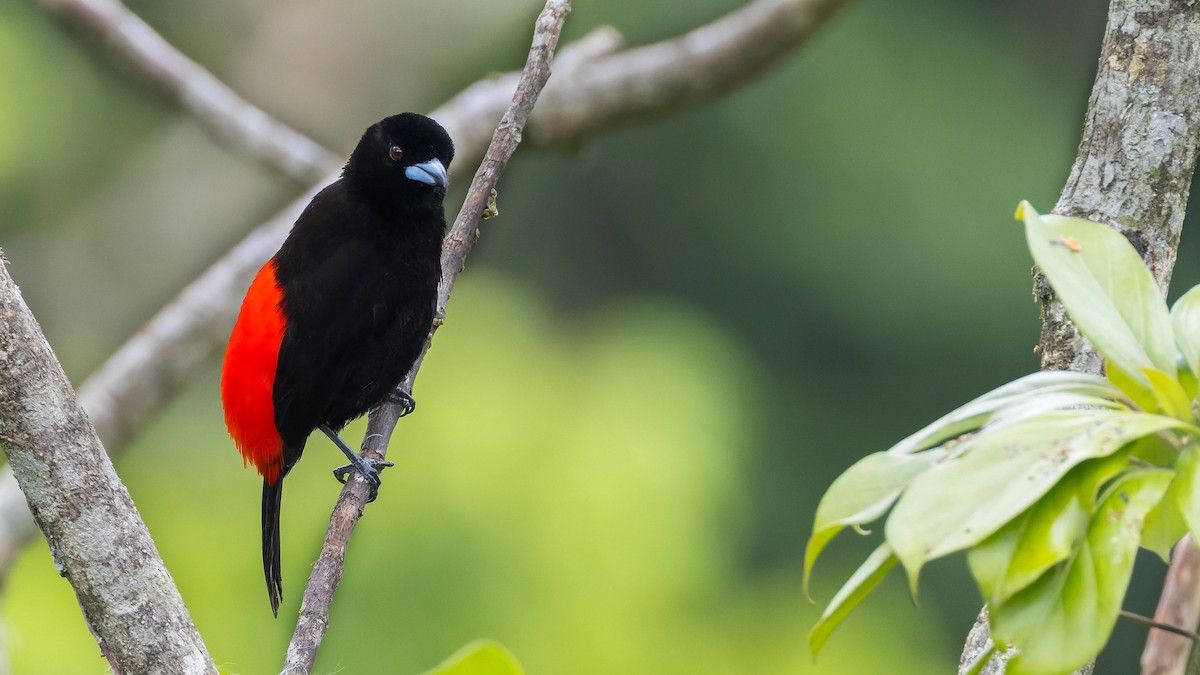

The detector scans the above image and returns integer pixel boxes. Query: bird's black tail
[262,478,284,617]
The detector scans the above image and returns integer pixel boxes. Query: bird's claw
[332,456,395,503]
[387,389,417,417]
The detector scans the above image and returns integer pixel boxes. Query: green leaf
[1179,357,1199,402]
[889,371,1126,456]
[1145,367,1194,422]
[1172,285,1200,380]
[991,469,1172,675]
[1019,201,1174,383]
[1174,444,1200,545]
[804,451,941,594]
[967,451,1129,603]
[886,410,1187,592]
[1142,473,1186,562]
[809,543,898,655]
[985,390,1129,430]
[805,371,1132,594]
[420,640,525,675]
[1107,361,1158,412]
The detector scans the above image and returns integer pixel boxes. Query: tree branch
[280,3,569,671]
[960,0,1200,672]
[35,0,341,183]
[1142,538,1200,675]
[0,255,216,674]
[0,0,852,580]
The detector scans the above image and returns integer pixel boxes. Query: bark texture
[0,256,215,674]
[1039,0,1200,373]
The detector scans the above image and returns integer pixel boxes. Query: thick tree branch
[36,0,341,183]
[960,0,1200,672]
[0,256,215,674]
[280,3,569,671]
[1142,538,1200,674]
[0,0,852,579]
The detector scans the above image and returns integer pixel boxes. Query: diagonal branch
[0,256,216,674]
[35,0,341,183]
[0,0,853,580]
[280,3,570,671]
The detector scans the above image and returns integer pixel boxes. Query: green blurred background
[2,0,1195,672]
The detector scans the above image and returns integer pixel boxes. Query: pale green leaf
[421,640,524,675]
[889,371,1126,457]
[991,469,1172,675]
[1107,361,1158,413]
[1179,356,1199,401]
[1174,445,1200,545]
[806,373,1132,593]
[968,450,1128,604]
[887,410,1187,592]
[804,451,940,594]
[1172,286,1200,380]
[1020,201,1174,382]
[1128,431,1181,467]
[809,543,897,655]
[984,390,1129,431]
[1145,367,1193,422]
[1143,475,1187,562]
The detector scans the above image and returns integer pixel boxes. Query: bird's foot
[387,389,417,417]
[319,423,394,502]
[332,455,395,502]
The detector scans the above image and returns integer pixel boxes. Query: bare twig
[960,0,1200,673]
[0,255,216,674]
[280,2,570,672]
[1122,608,1200,644]
[0,0,852,580]
[35,0,341,183]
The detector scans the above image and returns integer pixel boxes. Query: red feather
[222,260,286,485]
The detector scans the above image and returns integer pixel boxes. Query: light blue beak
[405,158,448,188]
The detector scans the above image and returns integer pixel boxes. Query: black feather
[256,113,453,614]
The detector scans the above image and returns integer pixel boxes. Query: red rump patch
[222,260,286,485]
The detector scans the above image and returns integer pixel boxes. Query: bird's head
[343,113,455,214]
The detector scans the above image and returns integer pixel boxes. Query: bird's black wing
[270,181,438,452]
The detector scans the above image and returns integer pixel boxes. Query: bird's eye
[388,145,403,162]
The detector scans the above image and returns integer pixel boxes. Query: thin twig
[280,2,570,672]
[1122,609,1200,644]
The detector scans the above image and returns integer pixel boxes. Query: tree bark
[0,256,215,674]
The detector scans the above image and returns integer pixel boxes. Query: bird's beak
[404,158,448,188]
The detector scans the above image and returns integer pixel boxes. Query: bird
[220,113,454,616]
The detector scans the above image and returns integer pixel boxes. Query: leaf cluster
[805,202,1200,674]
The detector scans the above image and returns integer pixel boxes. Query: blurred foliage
[1,0,1192,672]
[422,640,525,675]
